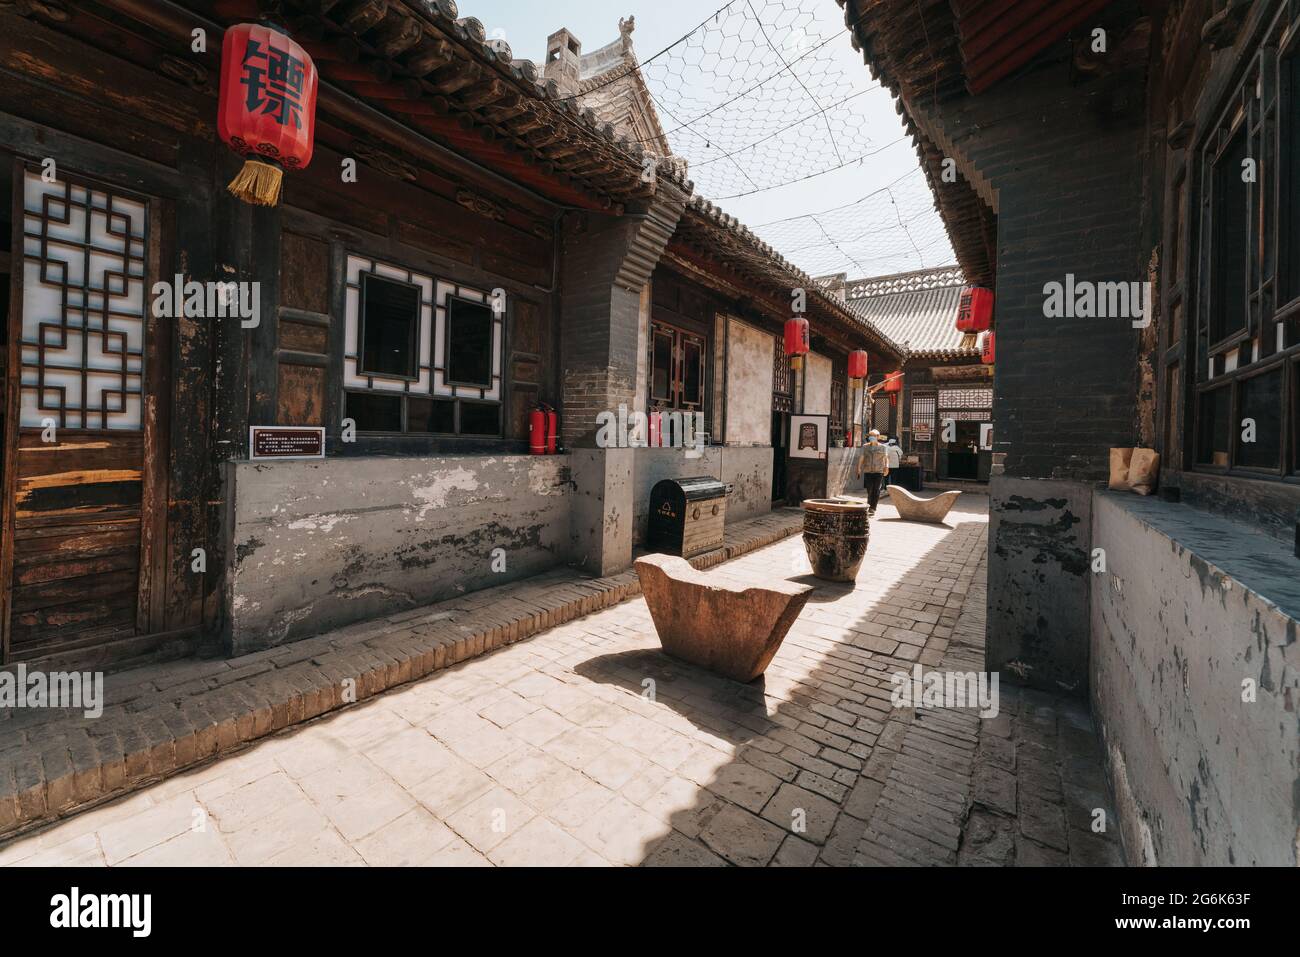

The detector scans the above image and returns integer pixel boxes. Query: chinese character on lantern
[240,38,309,128]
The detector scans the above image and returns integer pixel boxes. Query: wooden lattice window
[19,169,147,430]
[910,392,936,442]
[830,374,845,438]
[772,340,793,413]
[938,387,993,409]
[872,395,892,433]
[649,319,705,414]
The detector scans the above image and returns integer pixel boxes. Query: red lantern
[982,331,996,365]
[218,23,318,206]
[847,349,868,383]
[956,286,994,333]
[882,372,902,408]
[784,317,809,370]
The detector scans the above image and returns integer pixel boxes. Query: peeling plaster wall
[804,352,832,415]
[719,446,774,523]
[227,454,572,654]
[725,319,773,446]
[987,475,1092,696]
[1090,492,1300,866]
[827,447,861,498]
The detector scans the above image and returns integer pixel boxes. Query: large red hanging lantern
[784,317,809,370]
[218,23,318,206]
[982,330,996,365]
[956,286,994,333]
[847,349,868,383]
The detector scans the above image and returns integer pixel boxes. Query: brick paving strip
[0,510,804,842]
[852,556,1125,866]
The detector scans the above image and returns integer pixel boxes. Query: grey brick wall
[917,57,1155,695]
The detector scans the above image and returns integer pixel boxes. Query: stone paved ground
[0,495,1123,866]
[0,510,801,839]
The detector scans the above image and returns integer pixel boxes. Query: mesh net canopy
[604,0,955,278]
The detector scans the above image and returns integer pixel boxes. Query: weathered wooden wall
[0,4,565,664]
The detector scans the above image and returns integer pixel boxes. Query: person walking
[856,429,889,513]
[884,437,902,487]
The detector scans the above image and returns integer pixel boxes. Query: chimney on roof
[545,28,582,97]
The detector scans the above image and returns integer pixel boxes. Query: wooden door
[0,162,166,666]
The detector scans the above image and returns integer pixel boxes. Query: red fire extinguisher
[529,403,559,454]
[529,405,547,455]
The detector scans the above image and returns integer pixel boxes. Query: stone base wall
[987,475,1093,696]
[1090,492,1300,866]
[827,447,860,498]
[227,454,572,654]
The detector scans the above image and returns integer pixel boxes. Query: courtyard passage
[0,495,1121,866]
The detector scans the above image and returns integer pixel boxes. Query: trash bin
[647,476,729,558]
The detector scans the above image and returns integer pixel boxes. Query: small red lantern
[956,286,994,333]
[784,317,809,370]
[847,349,868,383]
[218,23,318,206]
[982,330,996,365]
[882,372,902,408]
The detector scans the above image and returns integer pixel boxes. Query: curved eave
[268,0,695,211]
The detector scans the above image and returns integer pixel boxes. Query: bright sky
[469,0,955,280]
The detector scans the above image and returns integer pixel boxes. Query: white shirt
[886,444,902,468]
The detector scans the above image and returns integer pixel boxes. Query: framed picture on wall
[789,414,830,460]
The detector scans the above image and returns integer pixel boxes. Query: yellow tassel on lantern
[226,158,283,206]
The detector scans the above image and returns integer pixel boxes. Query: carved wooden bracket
[455,187,505,221]
[350,141,419,182]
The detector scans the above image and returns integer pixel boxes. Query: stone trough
[634,554,812,682]
[886,486,961,523]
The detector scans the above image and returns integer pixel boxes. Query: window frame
[442,292,497,390]
[357,271,421,383]
[647,318,707,416]
[1182,4,1300,484]
[343,252,505,439]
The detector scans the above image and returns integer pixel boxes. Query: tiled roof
[843,267,976,358]
[674,198,905,361]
